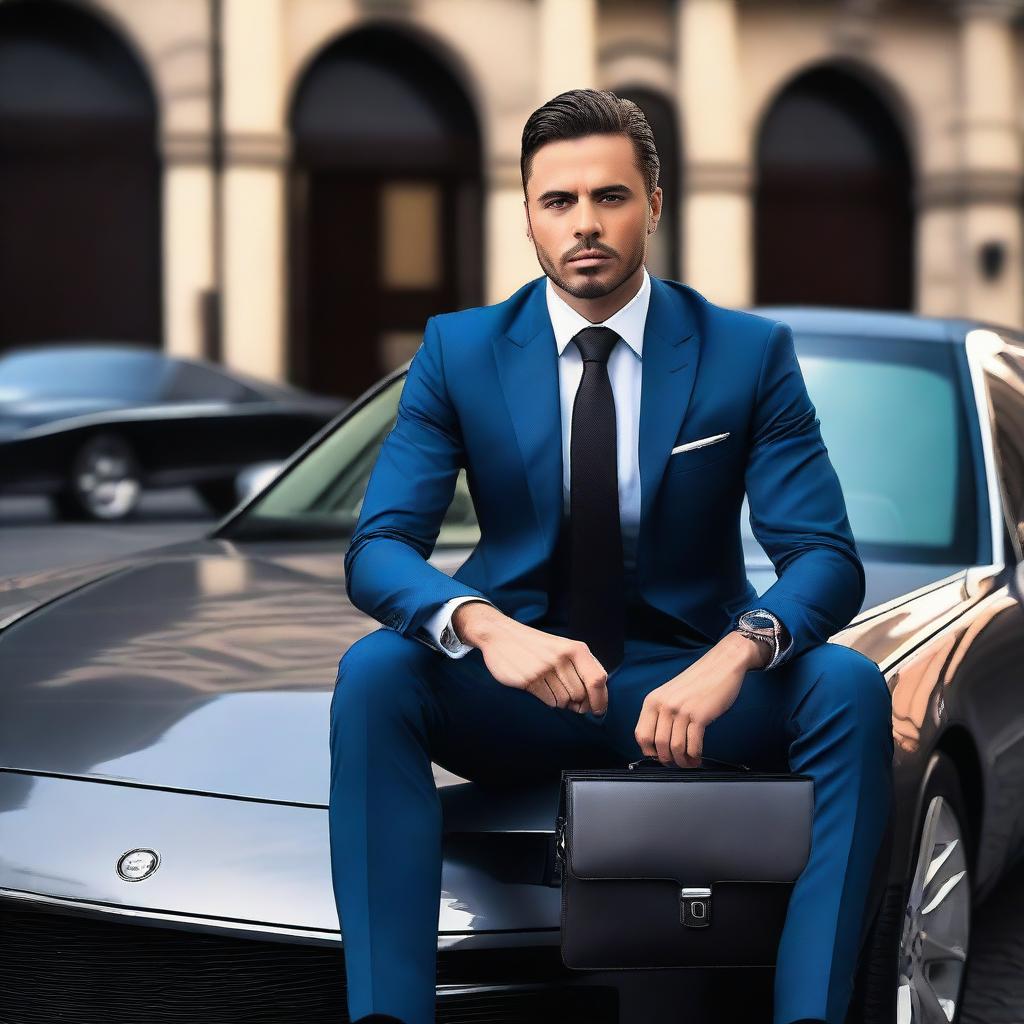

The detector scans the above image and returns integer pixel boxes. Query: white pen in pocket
[670,432,730,455]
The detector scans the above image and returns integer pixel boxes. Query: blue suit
[331,274,894,1024]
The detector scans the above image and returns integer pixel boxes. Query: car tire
[195,479,240,517]
[848,751,972,1024]
[54,433,143,522]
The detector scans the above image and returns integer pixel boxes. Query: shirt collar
[545,265,650,360]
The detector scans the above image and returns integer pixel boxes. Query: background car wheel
[54,433,142,522]
[849,751,972,1024]
[195,479,240,517]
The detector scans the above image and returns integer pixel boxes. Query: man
[330,89,894,1024]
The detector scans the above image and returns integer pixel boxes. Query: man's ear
[524,199,533,241]
[648,186,663,233]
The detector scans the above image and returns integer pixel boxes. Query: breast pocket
[666,431,737,476]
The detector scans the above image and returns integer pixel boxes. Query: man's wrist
[452,600,505,647]
[722,628,772,671]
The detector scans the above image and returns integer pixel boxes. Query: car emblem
[116,848,161,882]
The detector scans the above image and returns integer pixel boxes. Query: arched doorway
[615,86,681,282]
[287,26,483,399]
[754,64,913,309]
[0,0,161,352]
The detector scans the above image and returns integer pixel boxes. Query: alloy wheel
[73,436,141,520]
[897,794,970,1023]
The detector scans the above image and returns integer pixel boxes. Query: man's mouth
[569,251,613,264]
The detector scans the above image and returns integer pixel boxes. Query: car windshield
[225,334,979,566]
[0,348,167,402]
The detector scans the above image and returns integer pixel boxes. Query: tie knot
[571,325,619,364]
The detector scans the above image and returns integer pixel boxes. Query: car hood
[0,540,375,805]
[0,539,572,832]
[0,536,980,812]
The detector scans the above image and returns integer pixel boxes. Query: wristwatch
[735,608,784,669]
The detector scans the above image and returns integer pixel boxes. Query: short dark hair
[520,88,660,200]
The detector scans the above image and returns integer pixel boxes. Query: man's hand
[453,602,608,714]
[634,631,766,768]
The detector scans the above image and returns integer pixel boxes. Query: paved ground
[1,492,1021,1021]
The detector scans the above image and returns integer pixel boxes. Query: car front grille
[0,902,618,1023]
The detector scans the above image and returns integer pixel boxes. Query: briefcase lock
[680,887,712,928]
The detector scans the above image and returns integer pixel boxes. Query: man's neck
[549,265,646,323]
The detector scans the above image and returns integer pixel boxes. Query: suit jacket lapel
[493,277,563,562]
[638,275,700,528]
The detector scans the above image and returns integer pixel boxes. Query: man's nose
[574,203,603,239]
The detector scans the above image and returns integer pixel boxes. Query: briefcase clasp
[680,886,712,928]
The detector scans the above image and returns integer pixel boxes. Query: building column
[484,0,599,302]
[485,155,539,304]
[221,0,288,382]
[161,134,215,360]
[676,0,752,307]
[538,0,597,101]
[944,0,1024,326]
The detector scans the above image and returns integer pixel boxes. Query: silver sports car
[2,308,1024,1024]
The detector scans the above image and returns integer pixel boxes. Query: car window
[227,375,478,545]
[0,347,167,402]
[162,360,256,403]
[228,334,978,567]
[744,333,978,566]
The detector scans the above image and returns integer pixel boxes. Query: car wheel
[55,433,142,522]
[850,751,972,1024]
[195,479,240,517]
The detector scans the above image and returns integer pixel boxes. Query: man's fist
[455,605,608,714]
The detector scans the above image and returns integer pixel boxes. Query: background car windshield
[751,332,978,566]
[0,348,166,402]
[232,334,977,565]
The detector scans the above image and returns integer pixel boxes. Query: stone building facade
[1,0,1023,398]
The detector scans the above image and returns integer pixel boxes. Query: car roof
[0,342,168,361]
[744,305,978,344]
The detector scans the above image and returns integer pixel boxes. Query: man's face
[523,132,662,300]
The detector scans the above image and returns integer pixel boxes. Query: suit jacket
[343,273,865,665]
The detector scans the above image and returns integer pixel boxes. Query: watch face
[741,611,777,632]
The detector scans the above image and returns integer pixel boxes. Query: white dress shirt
[419,267,791,667]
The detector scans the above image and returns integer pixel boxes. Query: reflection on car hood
[0,539,379,806]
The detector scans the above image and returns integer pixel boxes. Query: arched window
[0,0,161,351]
[287,26,483,398]
[755,64,913,310]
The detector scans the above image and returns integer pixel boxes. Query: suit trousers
[328,622,895,1024]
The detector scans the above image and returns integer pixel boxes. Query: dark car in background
[2,309,1024,1023]
[0,344,348,520]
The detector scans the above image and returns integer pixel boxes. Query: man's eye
[546,195,623,209]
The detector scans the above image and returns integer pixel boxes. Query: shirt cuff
[421,596,495,658]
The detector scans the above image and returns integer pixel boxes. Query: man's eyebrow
[536,184,634,203]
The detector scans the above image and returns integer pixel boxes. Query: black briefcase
[554,754,813,969]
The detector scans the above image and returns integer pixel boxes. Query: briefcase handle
[627,753,751,772]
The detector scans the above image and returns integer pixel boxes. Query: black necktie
[567,325,625,673]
